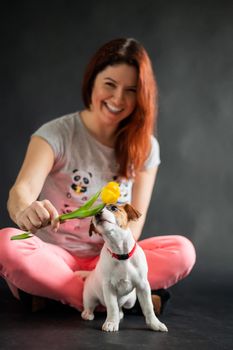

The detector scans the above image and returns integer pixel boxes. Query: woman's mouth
[104,102,124,114]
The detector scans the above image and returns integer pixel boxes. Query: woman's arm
[129,166,158,241]
[7,136,59,233]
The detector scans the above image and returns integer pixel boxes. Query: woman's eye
[105,82,115,88]
[127,88,137,93]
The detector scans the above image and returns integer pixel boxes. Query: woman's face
[90,63,138,127]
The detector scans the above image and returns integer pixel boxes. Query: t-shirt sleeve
[143,135,161,170]
[32,116,71,162]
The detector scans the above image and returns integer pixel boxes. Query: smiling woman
[0,38,195,314]
[81,38,157,178]
[80,64,138,147]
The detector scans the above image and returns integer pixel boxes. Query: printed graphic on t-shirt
[60,169,93,215]
[70,169,93,200]
[113,175,131,204]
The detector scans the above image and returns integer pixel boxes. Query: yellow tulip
[100,181,120,204]
[11,181,121,240]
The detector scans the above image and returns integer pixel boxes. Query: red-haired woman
[0,38,196,314]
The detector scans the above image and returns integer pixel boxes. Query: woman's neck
[80,109,117,148]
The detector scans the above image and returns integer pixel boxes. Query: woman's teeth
[105,103,123,114]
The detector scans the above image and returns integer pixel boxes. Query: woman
[0,38,196,313]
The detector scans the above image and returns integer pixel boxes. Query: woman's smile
[90,63,138,127]
[103,101,124,114]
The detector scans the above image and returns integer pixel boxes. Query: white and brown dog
[81,203,168,332]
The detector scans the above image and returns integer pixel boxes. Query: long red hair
[82,38,158,178]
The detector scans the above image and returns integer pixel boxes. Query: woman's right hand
[15,199,60,234]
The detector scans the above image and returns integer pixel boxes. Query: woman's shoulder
[143,134,161,169]
[32,111,82,158]
[150,134,160,151]
[42,111,80,128]
[33,111,82,136]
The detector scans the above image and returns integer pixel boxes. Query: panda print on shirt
[70,169,92,199]
[61,169,93,215]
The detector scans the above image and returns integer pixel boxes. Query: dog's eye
[107,205,118,212]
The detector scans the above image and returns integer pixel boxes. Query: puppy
[81,203,168,332]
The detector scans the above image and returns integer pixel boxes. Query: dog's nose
[95,211,103,220]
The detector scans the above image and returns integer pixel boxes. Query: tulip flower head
[100,181,121,204]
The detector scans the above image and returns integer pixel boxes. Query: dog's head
[89,203,141,237]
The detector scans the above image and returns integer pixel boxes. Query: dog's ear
[124,203,142,221]
[89,221,96,237]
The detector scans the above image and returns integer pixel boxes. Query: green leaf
[80,190,101,210]
[59,203,105,221]
[10,232,33,240]
[74,203,105,218]
[58,190,101,221]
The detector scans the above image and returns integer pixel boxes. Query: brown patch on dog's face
[113,206,129,229]
[89,220,102,236]
[106,204,141,229]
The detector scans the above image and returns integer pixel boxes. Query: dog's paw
[119,309,124,320]
[81,310,95,321]
[102,320,119,332]
[148,320,168,332]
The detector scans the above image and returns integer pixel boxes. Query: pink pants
[0,228,196,311]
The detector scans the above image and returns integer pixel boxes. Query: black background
[1,0,233,291]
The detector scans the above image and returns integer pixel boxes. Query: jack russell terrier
[81,203,168,332]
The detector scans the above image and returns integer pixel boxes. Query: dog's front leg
[136,281,168,332]
[102,283,120,332]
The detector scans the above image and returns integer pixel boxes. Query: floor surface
[1,277,232,350]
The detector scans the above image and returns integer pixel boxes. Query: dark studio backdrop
[1,0,233,293]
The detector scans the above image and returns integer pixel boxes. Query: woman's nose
[112,89,124,104]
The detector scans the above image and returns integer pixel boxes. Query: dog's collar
[107,242,137,260]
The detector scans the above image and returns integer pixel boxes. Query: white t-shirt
[33,111,161,257]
